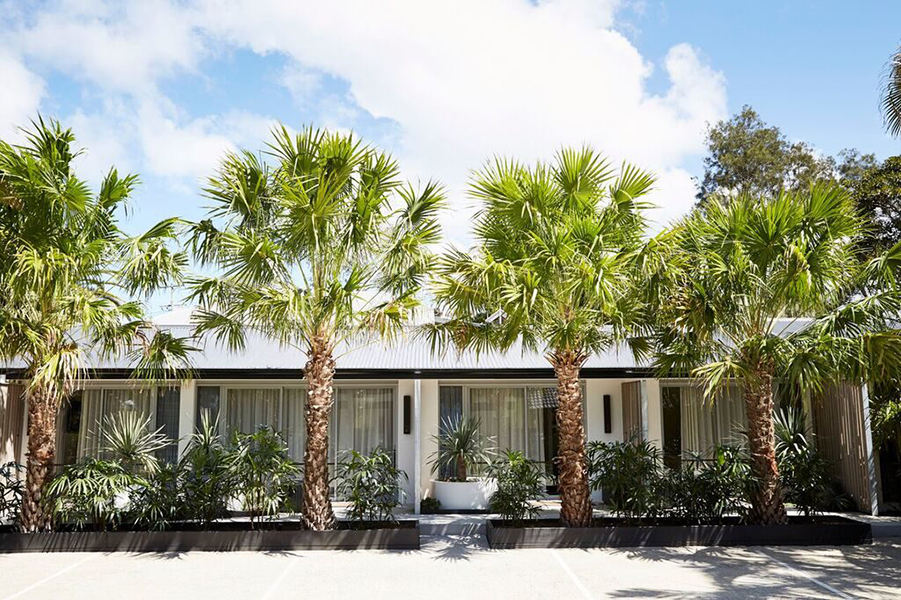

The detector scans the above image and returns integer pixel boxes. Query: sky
[1,0,899,311]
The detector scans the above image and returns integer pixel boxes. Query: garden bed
[485,516,872,549]
[0,520,420,553]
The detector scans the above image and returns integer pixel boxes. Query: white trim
[413,379,422,515]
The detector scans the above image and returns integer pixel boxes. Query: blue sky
[1,0,899,313]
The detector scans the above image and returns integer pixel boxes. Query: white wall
[395,379,416,507]
[418,379,440,503]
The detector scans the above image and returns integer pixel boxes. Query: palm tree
[426,148,654,527]
[187,125,444,530]
[0,117,194,531]
[642,184,901,524]
[881,45,901,137]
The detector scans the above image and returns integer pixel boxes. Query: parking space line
[754,549,851,599]
[550,549,597,600]
[2,554,97,600]
[260,554,302,600]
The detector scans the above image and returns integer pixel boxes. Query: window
[70,385,180,464]
[196,385,221,429]
[200,385,396,468]
[439,383,582,492]
[660,383,747,464]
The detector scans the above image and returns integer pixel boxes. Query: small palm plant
[429,417,495,481]
[336,447,407,525]
[227,426,300,529]
[100,411,171,476]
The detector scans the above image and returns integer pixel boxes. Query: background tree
[187,126,444,531]
[0,118,193,531]
[846,157,901,256]
[642,183,901,524]
[426,148,653,527]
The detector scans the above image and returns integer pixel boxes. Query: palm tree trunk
[455,454,467,481]
[20,386,60,532]
[744,369,787,525]
[302,335,337,531]
[552,350,592,527]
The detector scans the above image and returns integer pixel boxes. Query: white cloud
[0,52,44,139]
[9,0,204,95]
[195,0,727,241]
[3,0,728,240]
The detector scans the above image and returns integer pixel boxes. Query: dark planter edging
[485,517,872,549]
[0,521,420,553]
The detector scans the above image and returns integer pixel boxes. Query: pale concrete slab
[1,538,899,599]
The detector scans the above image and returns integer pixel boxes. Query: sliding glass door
[439,383,578,493]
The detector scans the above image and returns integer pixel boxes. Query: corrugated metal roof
[1,307,816,374]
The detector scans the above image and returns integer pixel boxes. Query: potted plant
[428,417,496,510]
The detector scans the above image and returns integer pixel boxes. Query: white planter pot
[431,478,497,510]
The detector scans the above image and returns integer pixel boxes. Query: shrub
[664,445,752,524]
[336,447,407,524]
[420,496,441,514]
[129,462,183,531]
[0,462,24,525]
[177,412,233,527]
[100,411,171,476]
[429,417,495,481]
[227,426,300,528]
[774,407,841,516]
[45,458,138,531]
[587,439,666,522]
[487,451,544,525]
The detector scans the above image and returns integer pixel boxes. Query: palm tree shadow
[425,534,487,562]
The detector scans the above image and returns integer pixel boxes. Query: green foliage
[0,116,193,401]
[420,496,441,514]
[176,412,233,528]
[426,148,652,362]
[0,462,24,525]
[847,156,901,256]
[663,446,753,524]
[45,458,138,531]
[881,46,901,137]
[587,440,666,522]
[228,426,300,527]
[100,411,171,476]
[128,462,182,531]
[335,447,407,524]
[871,378,901,456]
[774,407,844,516]
[187,124,445,358]
[429,417,495,481]
[487,451,545,525]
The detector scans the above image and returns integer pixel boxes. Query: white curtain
[226,388,280,437]
[77,388,153,459]
[679,384,747,456]
[525,387,557,464]
[469,388,526,455]
[282,387,306,462]
[335,387,394,459]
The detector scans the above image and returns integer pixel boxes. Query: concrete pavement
[2,536,900,599]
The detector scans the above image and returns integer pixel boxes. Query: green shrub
[774,407,842,516]
[487,451,545,525]
[336,447,407,524]
[100,411,171,476]
[664,445,752,524]
[45,458,138,531]
[587,439,666,522]
[227,426,300,528]
[429,417,495,481]
[420,496,441,513]
[0,462,24,525]
[177,412,233,527]
[129,462,183,531]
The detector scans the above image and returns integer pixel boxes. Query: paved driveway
[1,536,900,599]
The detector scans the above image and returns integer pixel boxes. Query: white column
[177,379,197,457]
[413,378,422,515]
